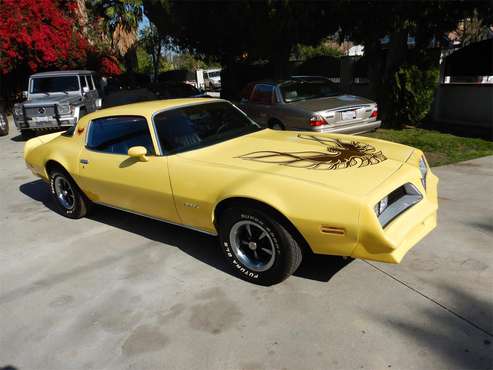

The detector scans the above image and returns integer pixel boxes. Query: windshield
[31,76,80,94]
[153,102,261,154]
[280,81,340,103]
[208,71,220,78]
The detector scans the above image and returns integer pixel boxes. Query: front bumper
[14,116,76,130]
[350,163,439,263]
[315,119,381,135]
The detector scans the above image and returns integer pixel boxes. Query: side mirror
[22,91,28,99]
[127,146,148,162]
[82,86,90,94]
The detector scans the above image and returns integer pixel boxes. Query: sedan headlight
[58,104,72,115]
[419,156,428,190]
[374,195,389,216]
[14,104,23,116]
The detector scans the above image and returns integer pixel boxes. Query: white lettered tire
[218,206,302,285]
[49,169,89,219]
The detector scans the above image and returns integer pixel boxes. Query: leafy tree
[139,23,168,81]
[334,0,492,127]
[293,39,344,61]
[87,0,143,72]
[144,0,336,97]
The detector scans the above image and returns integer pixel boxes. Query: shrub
[389,64,439,126]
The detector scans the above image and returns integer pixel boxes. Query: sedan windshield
[31,76,80,94]
[153,102,261,154]
[280,81,340,103]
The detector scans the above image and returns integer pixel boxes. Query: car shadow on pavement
[10,134,25,142]
[19,180,350,283]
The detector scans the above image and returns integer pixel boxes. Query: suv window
[87,76,95,90]
[250,84,275,105]
[31,76,80,94]
[80,76,87,90]
[87,116,155,155]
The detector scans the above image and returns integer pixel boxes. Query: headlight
[14,104,23,116]
[58,104,72,114]
[374,195,389,216]
[419,156,428,189]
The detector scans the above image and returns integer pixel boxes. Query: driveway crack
[363,260,493,338]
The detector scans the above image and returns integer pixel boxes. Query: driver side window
[87,116,155,155]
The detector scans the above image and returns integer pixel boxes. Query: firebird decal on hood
[238,134,387,170]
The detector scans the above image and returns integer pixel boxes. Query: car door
[240,83,275,126]
[77,115,180,223]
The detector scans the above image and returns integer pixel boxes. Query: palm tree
[87,0,143,72]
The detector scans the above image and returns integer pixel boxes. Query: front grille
[25,106,56,118]
[377,183,423,228]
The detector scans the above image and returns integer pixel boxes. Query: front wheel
[218,206,302,285]
[49,170,90,219]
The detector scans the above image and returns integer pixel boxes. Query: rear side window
[250,84,275,105]
[80,76,87,90]
[87,76,95,90]
[87,116,155,155]
[240,83,255,101]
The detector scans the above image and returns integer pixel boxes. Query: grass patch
[363,128,493,167]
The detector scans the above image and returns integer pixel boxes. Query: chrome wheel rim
[229,220,275,272]
[0,115,6,130]
[54,176,75,210]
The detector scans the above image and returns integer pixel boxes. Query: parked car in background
[239,76,381,134]
[24,99,437,285]
[205,69,221,90]
[149,81,208,99]
[13,70,101,139]
[102,88,157,109]
[0,102,8,136]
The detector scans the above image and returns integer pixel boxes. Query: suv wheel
[0,111,8,136]
[49,169,90,219]
[218,206,302,285]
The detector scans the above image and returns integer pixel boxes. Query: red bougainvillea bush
[0,0,90,74]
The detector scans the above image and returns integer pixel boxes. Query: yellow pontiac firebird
[24,98,438,285]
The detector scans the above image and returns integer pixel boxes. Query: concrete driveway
[0,120,492,370]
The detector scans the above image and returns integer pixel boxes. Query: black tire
[20,129,35,140]
[0,111,8,136]
[269,119,285,130]
[49,169,90,219]
[218,206,302,285]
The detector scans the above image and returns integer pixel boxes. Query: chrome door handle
[80,159,89,164]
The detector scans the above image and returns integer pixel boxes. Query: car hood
[287,95,374,112]
[23,95,81,107]
[178,130,415,197]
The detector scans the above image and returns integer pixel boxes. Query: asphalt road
[1,119,492,370]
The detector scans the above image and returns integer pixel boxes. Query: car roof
[31,70,96,78]
[83,98,224,123]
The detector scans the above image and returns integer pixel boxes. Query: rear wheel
[49,169,89,219]
[0,111,8,136]
[218,206,302,285]
[269,120,285,130]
